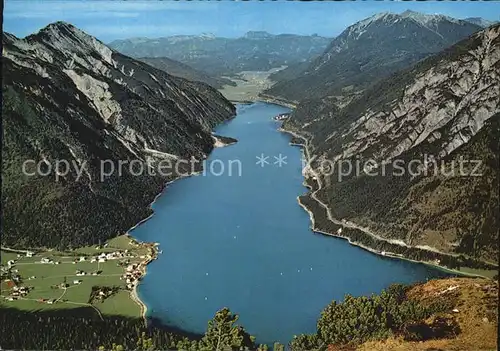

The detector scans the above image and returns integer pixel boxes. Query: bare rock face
[332,25,499,164]
[2,22,235,249]
[287,25,499,262]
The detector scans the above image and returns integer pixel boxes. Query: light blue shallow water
[131,102,449,345]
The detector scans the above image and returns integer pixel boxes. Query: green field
[0,235,150,318]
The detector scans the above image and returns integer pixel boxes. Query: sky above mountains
[4,0,500,42]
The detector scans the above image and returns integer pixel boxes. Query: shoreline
[258,93,298,109]
[295,195,491,279]
[278,125,497,279]
[123,130,239,323]
[123,169,204,322]
[227,95,297,110]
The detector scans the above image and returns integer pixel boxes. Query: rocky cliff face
[265,11,483,103]
[2,22,236,249]
[286,25,499,262]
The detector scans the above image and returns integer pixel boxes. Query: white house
[73,280,81,285]
[41,258,51,264]
[79,257,86,262]
[7,260,15,267]
[98,258,107,263]
[26,251,34,257]
[90,258,97,263]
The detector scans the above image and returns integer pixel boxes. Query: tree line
[1,282,462,350]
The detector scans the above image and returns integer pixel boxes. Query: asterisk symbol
[274,154,288,167]
[256,153,269,167]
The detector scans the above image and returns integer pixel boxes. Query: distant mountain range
[2,22,235,249]
[284,23,500,263]
[108,32,331,76]
[264,11,486,103]
[464,17,498,28]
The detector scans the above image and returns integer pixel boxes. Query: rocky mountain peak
[25,21,114,65]
[344,10,468,41]
[265,10,484,102]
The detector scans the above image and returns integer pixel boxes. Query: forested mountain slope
[285,24,500,262]
[2,22,235,249]
[138,57,235,89]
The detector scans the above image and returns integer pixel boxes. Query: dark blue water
[132,102,449,344]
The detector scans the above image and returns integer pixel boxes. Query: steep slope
[109,32,331,77]
[2,22,236,249]
[290,278,498,351]
[138,57,235,89]
[284,25,499,264]
[265,11,483,103]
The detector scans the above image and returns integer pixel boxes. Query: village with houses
[0,235,158,318]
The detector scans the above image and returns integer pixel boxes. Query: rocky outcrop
[2,22,236,249]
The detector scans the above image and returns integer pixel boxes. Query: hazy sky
[4,0,500,42]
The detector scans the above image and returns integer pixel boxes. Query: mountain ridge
[265,11,484,103]
[2,21,236,249]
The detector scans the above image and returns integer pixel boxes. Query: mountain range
[2,22,235,249]
[264,10,487,103]
[108,32,331,77]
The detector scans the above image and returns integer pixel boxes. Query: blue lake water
[131,102,449,345]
